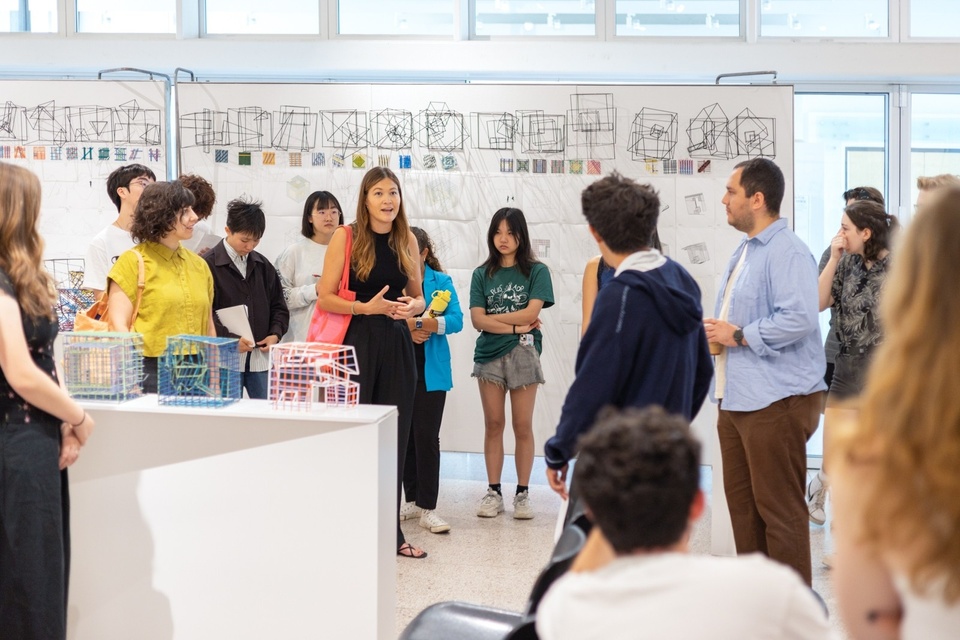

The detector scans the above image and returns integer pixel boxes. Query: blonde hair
[351,167,416,281]
[917,174,960,191]
[0,163,55,319]
[836,186,960,603]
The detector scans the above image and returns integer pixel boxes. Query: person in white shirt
[82,164,155,296]
[274,191,344,342]
[537,406,830,640]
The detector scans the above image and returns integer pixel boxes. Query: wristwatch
[415,319,423,330]
[733,327,745,347]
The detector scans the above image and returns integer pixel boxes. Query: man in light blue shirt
[704,158,826,587]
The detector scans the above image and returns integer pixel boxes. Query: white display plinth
[69,397,398,640]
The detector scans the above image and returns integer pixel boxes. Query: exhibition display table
[69,397,398,640]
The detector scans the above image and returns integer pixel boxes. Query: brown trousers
[718,391,823,586]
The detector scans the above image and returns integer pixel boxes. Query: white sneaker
[419,509,451,533]
[477,489,504,517]
[807,470,827,526]
[513,490,534,520]
[400,501,422,521]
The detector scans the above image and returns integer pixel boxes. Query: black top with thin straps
[350,230,408,302]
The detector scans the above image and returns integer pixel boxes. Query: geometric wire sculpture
[158,335,242,407]
[268,342,360,411]
[44,257,96,331]
[62,331,145,402]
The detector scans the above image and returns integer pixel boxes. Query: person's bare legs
[478,380,508,484]
[510,384,538,486]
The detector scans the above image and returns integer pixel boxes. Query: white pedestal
[69,397,398,640]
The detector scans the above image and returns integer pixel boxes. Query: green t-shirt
[469,262,554,363]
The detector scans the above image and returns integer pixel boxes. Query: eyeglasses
[313,209,340,217]
[129,178,153,189]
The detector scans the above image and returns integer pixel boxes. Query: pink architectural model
[268,342,360,410]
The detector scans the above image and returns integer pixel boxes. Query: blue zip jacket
[422,265,463,392]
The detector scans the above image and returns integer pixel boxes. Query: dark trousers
[143,356,158,394]
[718,392,823,586]
[402,379,446,510]
[0,420,70,640]
[346,315,417,547]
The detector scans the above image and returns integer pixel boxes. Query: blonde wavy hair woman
[831,186,960,639]
[0,163,94,638]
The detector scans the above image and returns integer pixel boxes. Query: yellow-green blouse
[108,242,214,357]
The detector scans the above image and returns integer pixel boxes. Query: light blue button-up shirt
[714,217,827,411]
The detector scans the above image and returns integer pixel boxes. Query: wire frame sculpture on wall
[158,335,242,407]
[268,342,360,411]
[44,258,96,331]
[62,331,145,402]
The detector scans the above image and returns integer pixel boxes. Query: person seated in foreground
[536,406,831,640]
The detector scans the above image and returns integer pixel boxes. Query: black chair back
[523,524,587,616]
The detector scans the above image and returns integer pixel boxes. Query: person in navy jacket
[400,227,464,534]
[545,172,713,527]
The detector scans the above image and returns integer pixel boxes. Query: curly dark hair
[411,226,443,273]
[844,200,900,263]
[576,406,701,554]
[130,181,197,244]
[178,174,217,220]
[581,172,660,254]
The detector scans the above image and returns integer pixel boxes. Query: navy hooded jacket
[544,258,713,469]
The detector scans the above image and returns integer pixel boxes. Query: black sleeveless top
[349,231,409,303]
[0,268,60,427]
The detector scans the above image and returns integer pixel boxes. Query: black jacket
[204,241,289,344]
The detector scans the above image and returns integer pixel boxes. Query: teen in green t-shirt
[469,208,554,520]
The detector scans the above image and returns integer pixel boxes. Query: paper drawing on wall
[228,107,269,151]
[113,100,162,146]
[268,342,360,410]
[516,110,566,154]
[733,108,776,158]
[287,175,310,202]
[472,112,518,151]
[0,101,26,142]
[65,106,113,143]
[180,109,229,152]
[62,332,144,402]
[1,98,161,148]
[533,238,550,259]
[686,103,735,159]
[24,101,68,146]
[271,105,318,151]
[416,102,467,152]
[321,110,369,154]
[372,109,414,150]
[158,335,242,408]
[682,242,710,265]
[628,108,679,161]
[567,93,616,160]
[422,177,460,212]
[684,193,707,216]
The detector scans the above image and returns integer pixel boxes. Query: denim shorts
[828,352,871,402]
[472,342,545,390]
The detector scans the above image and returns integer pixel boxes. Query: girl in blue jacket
[400,227,464,533]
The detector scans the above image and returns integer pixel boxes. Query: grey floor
[397,452,846,639]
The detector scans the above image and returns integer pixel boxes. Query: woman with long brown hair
[831,186,960,638]
[317,167,427,558]
[0,162,94,639]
